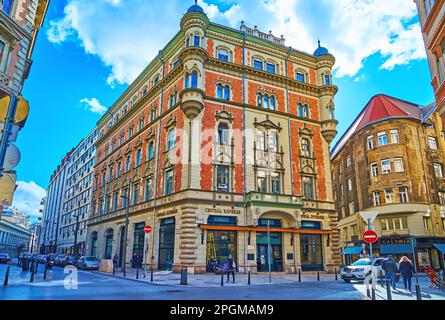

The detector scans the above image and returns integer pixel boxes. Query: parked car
[55,254,67,266]
[340,258,400,283]
[0,253,11,263]
[77,256,101,270]
[61,255,78,267]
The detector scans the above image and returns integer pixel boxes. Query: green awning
[380,244,413,254]
[343,246,363,255]
[433,244,445,254]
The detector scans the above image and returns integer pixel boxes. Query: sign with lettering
[380,237,411,245]
[204,208,241,215]
[156,208,178,218]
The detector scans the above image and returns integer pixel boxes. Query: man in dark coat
[382,255,398,290]
[227,254,235,283]
[398,256,415,292]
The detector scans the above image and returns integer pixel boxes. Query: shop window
[206,216,237,272]
[300,234,323,271]
[132,223,145,269]
[158,218,176,271]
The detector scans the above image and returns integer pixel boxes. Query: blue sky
[12,0,435,220]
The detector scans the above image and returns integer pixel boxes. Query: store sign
[156,208,178,218]
[204,208,241,215]
[380,237,411,245]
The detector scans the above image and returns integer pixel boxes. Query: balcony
[381,229,410,237]
[0,71,11,95]
[245,191,303,209]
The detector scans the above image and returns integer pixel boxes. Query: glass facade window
[300,234,323,271]
[206,216,237,273]
[132,223,145,268]
[216,165,229,192]
[158,218,176,271]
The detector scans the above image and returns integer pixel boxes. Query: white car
[340,258,387,282]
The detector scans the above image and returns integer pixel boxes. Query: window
[381,159,391,174]
[269,96,276,110]
[394,158,404,173]
[271,173,280,194]
[132,183,140,205]
[423,217,430,230]
[145,178,152,201]
[346,155,352,167]
[381,217,408,231]
[1,0,14,15]
[185,71,198,88]
[164,169,174,195]
[377,132,387,146]
[167,129,175,151]
[150,109,156,122]
[257,171,267,193]
[266,62,276,74]
[390,130,399,144]
[434,163,443,178]
[301,138,310,157]
[148,142,155,160]
[298,103,303,117]
[349,202,355,215]
[257,93,263,107]
[384,189,395,204]
[302,176,315,200]
[303,104,310,118]
[373,191,381,206]
[370,163,378,178]
[217,123,230,145]
[116,162,122,177]
[324,74,331,85]
[216,165,229,192]
[136,149,142,167]
[296,72,305,82]
[170,92,178,108]
[257,130,265,151]
[263,95,269,109]
[347,178,353,191]
[216,84,223,99]
[113,192,119,211]
[399,186,409,203]
[224,85,230,101]
[173,59,180,68]
[125,155,131,173]
[122,188,129,208]
[139,118,144,131]
[428,137,438,150]
[253,59,263,70]
[367,136,375,150]
[438,191,445,205]
[218,48,229,62]
[193,34,200,47]
[268,131,278,152]
[437,55,444,84]
[328,106,334,120]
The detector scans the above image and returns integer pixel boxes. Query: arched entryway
[104,229,114,259]
[90,231,98,257]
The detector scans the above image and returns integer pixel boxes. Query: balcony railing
[0,71,11,94]
[245,191,303,208]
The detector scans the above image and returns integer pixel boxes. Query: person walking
[399,256,415,292]
[227,254,236,283]
[382,255,398,290]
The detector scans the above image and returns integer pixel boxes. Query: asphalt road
[0,263,364,300]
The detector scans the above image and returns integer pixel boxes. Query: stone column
[178,205,200,274]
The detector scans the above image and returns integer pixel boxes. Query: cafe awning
[343,246,363,255]
[380,244,413,254]
[433,244,445,254]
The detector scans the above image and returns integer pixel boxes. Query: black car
[61,255,78,267]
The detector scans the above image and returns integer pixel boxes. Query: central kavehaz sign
[204,208,241,215]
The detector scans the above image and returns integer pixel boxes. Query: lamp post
[120,189,130,274]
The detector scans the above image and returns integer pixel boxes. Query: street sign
[363,230,378,244]
[144,225,152,234]
[0,96,29,125]
[359,211,379,225]
[196,219,204,225]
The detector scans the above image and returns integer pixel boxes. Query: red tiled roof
[331,94,433,160]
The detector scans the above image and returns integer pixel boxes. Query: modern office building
[87,3,340,274]
[331,94,445,270]
[58,129,98,255]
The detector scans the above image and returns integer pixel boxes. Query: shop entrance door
[158,218,175,271]
[256,239,283,272]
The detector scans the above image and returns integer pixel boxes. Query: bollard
[136,267,139,279]
[3,265,10,286]
[180,267,187,286]
[43,263,47,280]
[380,271,384,288]
[248,271,251,285]
[335,269,338,281]
[30,265,35,283]
[415,284,422,300]
[150,267,153,282]
[385,280,392,300]
[317,270,320,281]
[372,288,376,300]
[220,271,224,286]
[298,269,301,282]
[112,262,115,276]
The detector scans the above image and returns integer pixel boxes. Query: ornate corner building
[414,0,445,125]
[87,3,340,274]
[331,94,445,270]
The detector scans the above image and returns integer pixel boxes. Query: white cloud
[47,0,425,85]
[11,181,46,222]
[80,97,107,115]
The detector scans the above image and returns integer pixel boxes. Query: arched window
[269,96,276,110]
[328,106,335,120]
[216,84,223,99]
[148,142,155,160]
[303,104,310,118]
[298,103,303,117]
[257,93,263,107]
[136,149,142,167]
[263,95,269,109]
[218,48,229,62]
[194,34,200,47]
[324,74,331,85]
[224,85,230,101]
[185,71,198,88]
[301,138,311,157]
[217,123,230,145]
[296,71,305,82]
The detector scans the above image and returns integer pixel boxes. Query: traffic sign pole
[143,225,152,278]
[368,218,373,258]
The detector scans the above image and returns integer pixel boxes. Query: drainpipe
[285,47,294,195]
[242,29,248,273]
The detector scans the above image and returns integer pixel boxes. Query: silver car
[77,256,100,270]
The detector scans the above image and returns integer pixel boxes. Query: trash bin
[180,267,188,285]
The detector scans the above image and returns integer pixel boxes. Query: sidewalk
[97,268,342,287]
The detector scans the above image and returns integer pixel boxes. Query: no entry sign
[362,230,378,244]
[144,225,152,234]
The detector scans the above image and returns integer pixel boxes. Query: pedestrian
[113,254,118,268]
[382,255,398,290]
[131,253,137,269]
[399,256,415,292]
[227,254,236,283]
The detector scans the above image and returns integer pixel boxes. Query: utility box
[180,267,188,285]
